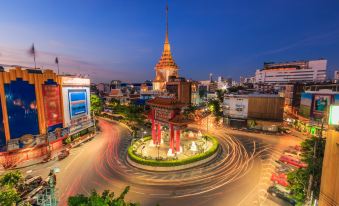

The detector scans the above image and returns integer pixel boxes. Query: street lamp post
[92,110,96,135]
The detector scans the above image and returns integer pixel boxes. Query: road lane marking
[64,148,85,171]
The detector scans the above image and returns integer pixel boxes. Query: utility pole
[306,117,324,205]
[92,110,96,134]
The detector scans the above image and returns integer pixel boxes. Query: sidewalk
[0,133,98,174]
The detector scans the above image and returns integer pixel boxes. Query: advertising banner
[43,85,63,128]
[313,95,331,118]
[4,79,39,139]
[334,94,339,104]
[299,93,312,118]
[69,90,88,119]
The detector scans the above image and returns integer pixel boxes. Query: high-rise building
[255,59,327,84]
[153,4,179,91]
[166,76,192,105]
[334,70,339,81]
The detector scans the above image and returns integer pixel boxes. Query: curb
[126,147,219,172]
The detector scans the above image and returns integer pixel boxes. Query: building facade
[255,59,327,84]
[223,94,284,126]
[0,67,91,151]
[319,129,339,206]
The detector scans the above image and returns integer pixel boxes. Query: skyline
[1,0,339,83]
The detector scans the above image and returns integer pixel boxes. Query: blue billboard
[4,79,39,139]
[68,90,88,119]
[335,94,339,104]
[0,98,5,148]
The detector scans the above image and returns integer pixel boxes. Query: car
[271,173,289,187]
[267,186,296,206]
[275,164,294,173]
[279,155,307,168]
[283,149,301,159]
[58,149,70,161]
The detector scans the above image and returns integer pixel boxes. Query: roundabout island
[126,96,221,171]
[127,132,220,171]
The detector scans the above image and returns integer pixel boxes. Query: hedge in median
[127,134,219,167]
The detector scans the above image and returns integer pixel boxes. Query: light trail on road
[36,119,297,206]
[78,120,261,199]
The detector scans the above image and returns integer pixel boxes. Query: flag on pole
[55,57,60,74]
[29,44,35,56]
[28,43,37,69]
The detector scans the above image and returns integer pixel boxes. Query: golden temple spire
[165,1,169,43]
[164,1,170,52]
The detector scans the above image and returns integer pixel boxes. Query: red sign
[155,108,173,122]
[43,85,63,127]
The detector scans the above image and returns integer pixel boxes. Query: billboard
[299,93,312,118]
[335,94,339,104]
[43,84,63,131]
[4,79,39,139]
[313,95,331,118]
[329,105,339,126]
[68,90,88,119]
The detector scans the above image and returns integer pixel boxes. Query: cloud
[0,46,139,83]
[256,28,339,57]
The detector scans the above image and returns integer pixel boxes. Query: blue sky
[0,0,339,83]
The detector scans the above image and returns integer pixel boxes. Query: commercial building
[223,94,284,127]
[0,67,91,152]
[255,59,327,84]
[319,108,339,206]
[334,70,339,82]
[299,90,339,121]
[96,83,110,94]
[166,76,192,105]
[60,76,93,138]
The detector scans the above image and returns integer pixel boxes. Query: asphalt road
[18,119,300,206]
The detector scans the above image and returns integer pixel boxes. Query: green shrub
[128,135,219,167]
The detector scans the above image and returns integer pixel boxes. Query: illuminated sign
[328,105,339,126]
[155,108,172,122]
[43,85,63,128]
[69,90,88,119]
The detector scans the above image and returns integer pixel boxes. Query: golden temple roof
[154,3,179,75]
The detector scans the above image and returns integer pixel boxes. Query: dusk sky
[1,0,339,83]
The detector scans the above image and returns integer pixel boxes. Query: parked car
[271,173,289,187]
[267,186,296,206]
[58,149,70,161]
[279,155,307,168]
[275,164,294,173]
[283,149,301,159]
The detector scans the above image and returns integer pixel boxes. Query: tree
[287,137,326,205]
[208,100,223,118]
[0,170,22,187]
[0,171,26,206]
[287,169,308,204]
[216,89,225,102]
[90,94,103,115]
[68,186,140,206]
[0,185,20,206]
